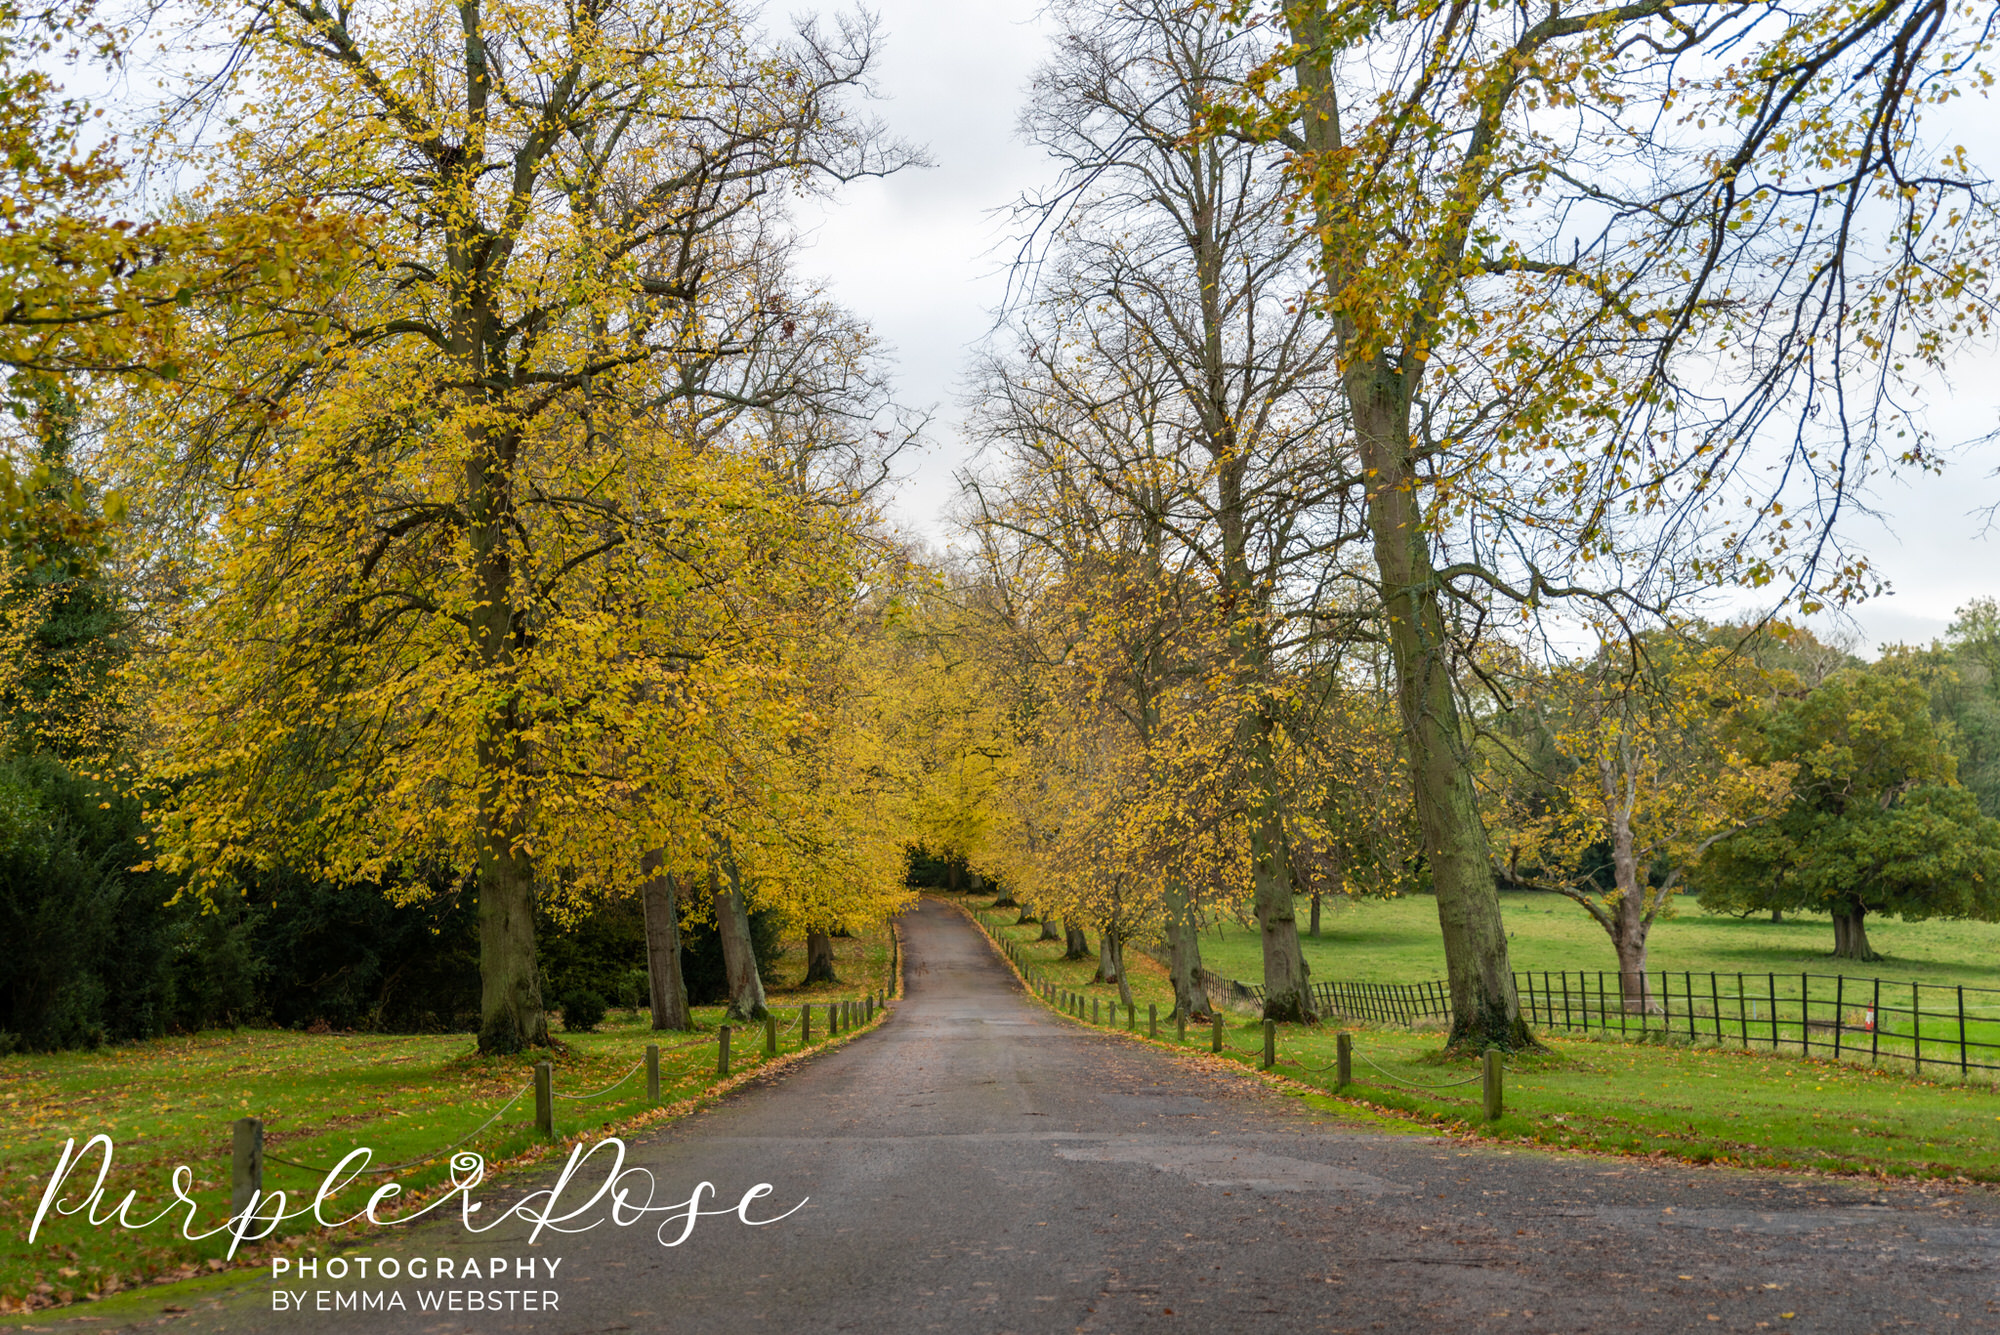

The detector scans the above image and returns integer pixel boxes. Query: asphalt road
[124,897,1998,1334]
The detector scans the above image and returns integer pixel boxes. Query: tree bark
[1310,892,1322,938]
[1604,766,1659,1013]
[711,857,768,1021]
[1832,903,1877,960]
[1164,879,1210,1021]
[1062,920,1092,961]
[1039,916,1061,942]
[1247,706,1317,1022]
[1108,931,1133,1008]
[802,930,839,985]
[1287,3,1522,1050]
[466,418,547,1053]
[1095,929,1121,985]
[475,805,545,1053]
[1612,931,1656,1014]
[639,851,693,1031]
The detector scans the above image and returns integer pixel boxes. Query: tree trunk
[1109,931,1133,1008]
[1605,773,1658,1013]
[1771,908,1784,923]
[1015,906,1040,925]
[1247,707,1316,1023]
[1164,880,1210,1022]
[1612,930,1656,1014]
[1353,385,1526,1048]
[1310,892,1322,937]
[467,420,547,1054]
[1039,916,1061,942]
[1095,929,1121,985]
[1288,2,1526,1051]
[711,858,768,1021]
[639,851,693,1031]
[802,930,839,985]
[475,814,545,1053]
[1062,921,1092,961]
[473,691,545,1053]
[1832,903,1877,961]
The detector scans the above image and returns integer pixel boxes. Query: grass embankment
[0,927,895,1314]
[964,901,2000,1184]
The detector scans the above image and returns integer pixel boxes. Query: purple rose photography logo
[30,1133,805,1317]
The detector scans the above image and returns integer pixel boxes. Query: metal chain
[256,1005,867,1184]
[553,1059,646,1102]
[265,1082,531,1177]
[1353,1051,1485,1088]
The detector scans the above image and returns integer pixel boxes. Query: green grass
[964,901,2000,1184]
[0,926,894,1315]
[1196,891,2000,992]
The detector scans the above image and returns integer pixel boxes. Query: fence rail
[1310,978,1452,1026]
[976,904,2000,1082]
[1510,969,2000,1079]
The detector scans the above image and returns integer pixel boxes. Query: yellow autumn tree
[1211,0,1997,1047]
[109,0,914,1050]
[1484,632,1795,1010]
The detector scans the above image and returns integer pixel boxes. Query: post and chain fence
[970,909,1513,1118]
[235,990,892,1206]
[988,898,2000,1084]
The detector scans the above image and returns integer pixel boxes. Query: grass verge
[963,900,2000,1184]
[0,926,895,1315]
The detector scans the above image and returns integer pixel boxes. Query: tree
[0,0,355,384]
[975,0,1364,1021]
[1218,0,1997,1046]
[116,0,914,1051]
[1883,600,2000,817]
[1698,668,2000,958]
[1487,632,1793,1008]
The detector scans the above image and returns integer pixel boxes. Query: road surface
[119,897,1998,1333]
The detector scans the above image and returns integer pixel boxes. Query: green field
[1194,891,2000,992]
[0,928,894,1315]
[965,900,2000,1184]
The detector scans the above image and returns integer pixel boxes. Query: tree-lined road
[141,899,1998,1333]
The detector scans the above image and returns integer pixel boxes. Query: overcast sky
[793,0,2000,657]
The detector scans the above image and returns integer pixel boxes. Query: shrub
[561,988,608,1032]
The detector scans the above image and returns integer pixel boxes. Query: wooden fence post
[1176,1010,1186,1044]
[766,1011,778,1056]
[534,1062,554,1138]
[718,1025,732,1076]
[1148,1004,1158,1039]
[1482,1049,1503,1121]
[1093,998,1101,1025]
[1261,1020,1275,1070]
[231,1117,263,1217]
[1336,1033,1351,1090]
[802,1004,813,1046]
[646,1044,661,1104]
[1127,1002,1135,1031]
[1212,1011,1223,1054]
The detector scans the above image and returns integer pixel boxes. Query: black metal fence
[1512,969,2000,1079]
[1309,978,1452,1026]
